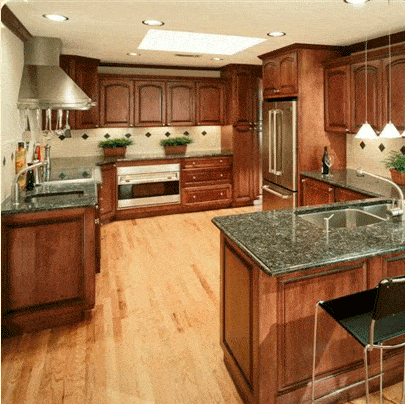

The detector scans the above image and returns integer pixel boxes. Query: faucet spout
[356,168,405,221]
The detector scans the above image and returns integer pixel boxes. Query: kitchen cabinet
[324,64,351,134]
[220,65,262,206]
[167,81,195,126]
[262,51,298,98]
[301,176,370,206]
[134,80,166,127]
[99,163,116,223]
[99,74,226,128]
[350,59,382,133]
[196,82,225,125]
[99,77,134,127]
[382,53,405,132]
[1,207,96,336]
[181,156,232,209]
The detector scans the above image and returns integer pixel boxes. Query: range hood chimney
[18,37,94,110]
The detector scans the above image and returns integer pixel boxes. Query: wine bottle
[322,147,330,175]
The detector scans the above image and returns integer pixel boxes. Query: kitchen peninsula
[213,200,405,404]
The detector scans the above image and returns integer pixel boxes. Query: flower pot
[163,145,187,155]
[103,146,127,158]
[390,169,405,186]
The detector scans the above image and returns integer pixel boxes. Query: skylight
[138,29,266,55]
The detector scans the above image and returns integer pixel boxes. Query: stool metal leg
[380,344,383,404]
[400,346,405,404]
[364,345,371,404]
[312,302,321,404]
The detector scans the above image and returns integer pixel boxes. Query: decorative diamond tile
[3,157,6,166]
[401,146,405,155]
[104,134,110,139]
[378,143,385,152]
[165,132,171,137]
[82,134,89,140]
[360,141,366,149]
[82,171,90,178]
[202,131,207,136]
[59,172,66,180]
[11,152,14,161]
[183,131,189,136]
[145,132,152,138]
[58,135,65,141]
[125,133,131,138]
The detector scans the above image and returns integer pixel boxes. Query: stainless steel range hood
[18,37,94,110]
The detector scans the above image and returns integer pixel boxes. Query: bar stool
[311,275,405,403]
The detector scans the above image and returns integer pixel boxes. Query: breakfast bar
[212,199,405,404]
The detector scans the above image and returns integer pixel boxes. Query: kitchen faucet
[12,145,51,206]
[356,168,405,221]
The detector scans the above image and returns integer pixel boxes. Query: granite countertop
[302,168,403,199]
[1,179,98,215]
[212,199,405,277]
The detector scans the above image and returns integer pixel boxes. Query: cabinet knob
[220,174,223,177]
[193,176,196,179]
[193,195,196,199]
[193,162,196,165]
[329,188,333,192]
[220,159,223,162]
[220,192,224,196]
[302,179,306,183]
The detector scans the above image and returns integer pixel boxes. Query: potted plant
[160,137,193,155]
[383,151,405,185]
[98,137,133,158]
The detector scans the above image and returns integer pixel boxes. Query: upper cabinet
[324,44,405,134]
[98,75,226,128]
[99,78,134,127]
[59,55,100,129]
[196,82,225,126]
[134,81,166,127]
[262,51,298,98]
[383,54,405,132]
[324,65,351,134]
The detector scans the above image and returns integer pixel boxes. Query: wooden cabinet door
[301,177,334,206]
[99,79,134,127]
[167,81,195,126]
[232,69,253,128]
[99,164,116,222]
[350,59,382,133]
[382,54,405,132]
[134,81,166,127]
[232,126,254,205]
[262,58,279,98]
[335,187,369,202]
[324,65,351,133]
[278,52,298,96]
[75,58,99,129]
[196,82,224,125]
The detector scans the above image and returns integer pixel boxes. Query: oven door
[117,172,180,209]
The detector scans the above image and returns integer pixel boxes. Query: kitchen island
[212,199,405,404]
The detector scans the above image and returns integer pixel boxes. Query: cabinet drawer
[182,168,231,187]
[183,185,232,205]
[182,156,232,169]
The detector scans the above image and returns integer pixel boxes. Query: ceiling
[5,0,405,69]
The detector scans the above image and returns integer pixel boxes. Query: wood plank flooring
[2,206,404,404]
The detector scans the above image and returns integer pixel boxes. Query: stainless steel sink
[24,190,84,203]
[297,203,390,230]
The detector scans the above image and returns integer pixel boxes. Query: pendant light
[355,37,378,139]
[380,19,401,138]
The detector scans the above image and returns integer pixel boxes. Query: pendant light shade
[355,122,378,139]
[379,121,402,138]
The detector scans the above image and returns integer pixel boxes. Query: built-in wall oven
[117,163,180,209]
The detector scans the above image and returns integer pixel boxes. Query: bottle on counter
[25,163,35,191]
[15,142,27,191]
[322,146,330,175]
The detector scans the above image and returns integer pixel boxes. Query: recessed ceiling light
[267,31,286,37]
[138,29,266,55]
[175,54,201,58]
[142,20,164,26]
[43,14,69,22]
[127,52,141,56]
[343,0,370,5]
[212,57,224,61]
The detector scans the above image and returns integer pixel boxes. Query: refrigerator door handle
[274,110,283,176]
[262,185,292,199]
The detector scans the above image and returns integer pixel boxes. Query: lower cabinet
[220,234,405,404]
[301,176,370,206]
[181,156,233,210]
[99,163,116,223]
[1,207,96,336]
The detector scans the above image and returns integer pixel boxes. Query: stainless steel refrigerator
[262,99,297,210]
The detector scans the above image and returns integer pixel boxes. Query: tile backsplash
[346,135,405,177]
[41,126,222,158]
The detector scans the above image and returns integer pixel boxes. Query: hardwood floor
[2,206,404,404]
